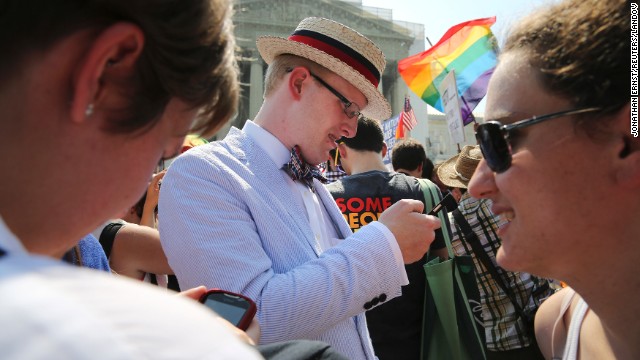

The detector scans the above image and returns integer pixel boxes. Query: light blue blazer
[159,127,406,360]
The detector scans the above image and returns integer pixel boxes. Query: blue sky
[361,0,559,47]
[360,0,559,113]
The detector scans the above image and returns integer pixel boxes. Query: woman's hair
[503,0,629,115]
[0,0,239,136]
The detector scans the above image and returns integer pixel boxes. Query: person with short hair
[159,17,441,360]
[468,0,635,358]
[391,139,432,178]
[326,117,447,359]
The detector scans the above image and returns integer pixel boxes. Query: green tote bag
[418,179,486,360]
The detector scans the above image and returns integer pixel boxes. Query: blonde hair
[263,54,330,98]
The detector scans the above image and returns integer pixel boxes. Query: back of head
[391,139,427,172]
[0,0,239,136]
[504,0,628,120]
[341,117,384,153]
[421,158,435,179]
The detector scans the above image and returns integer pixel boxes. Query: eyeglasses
[309,73,361,119]
[475,107,601,173]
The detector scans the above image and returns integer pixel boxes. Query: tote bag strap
[417,179,453,258]
[420,179,486,360]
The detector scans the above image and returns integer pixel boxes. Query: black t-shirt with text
[326,170,445,360]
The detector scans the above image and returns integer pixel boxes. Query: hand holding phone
[199,289,257,331]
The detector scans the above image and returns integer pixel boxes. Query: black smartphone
[199,289,257,331]
[427,192,457,216]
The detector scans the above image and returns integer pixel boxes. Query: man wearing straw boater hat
[438,146,554,359]
[159,17,441,359]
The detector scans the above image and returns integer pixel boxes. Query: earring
[85,103,94,117]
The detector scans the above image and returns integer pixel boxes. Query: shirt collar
[0,214,28,256]
[243,120,291,168]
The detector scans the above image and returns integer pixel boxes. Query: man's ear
[613,102,640,188]
[287,67,311,100]
[337,142,348,160]
[381,142,388,158]
[70,23,145,124]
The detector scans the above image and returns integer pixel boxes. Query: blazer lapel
[225,128,321,256]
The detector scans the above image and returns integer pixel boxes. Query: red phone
[199,289,257,331]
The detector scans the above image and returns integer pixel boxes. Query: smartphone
[427,192,457,216]
[199,289,257,331]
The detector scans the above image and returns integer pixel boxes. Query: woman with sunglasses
[468,0,635,358]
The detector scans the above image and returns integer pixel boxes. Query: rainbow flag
[398,17,498,124]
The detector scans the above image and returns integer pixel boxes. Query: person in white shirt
[159,17,441,360]
[0,0,262,358]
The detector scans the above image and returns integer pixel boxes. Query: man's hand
[378,199,441,264]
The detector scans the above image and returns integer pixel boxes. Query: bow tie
[283,145,328,188]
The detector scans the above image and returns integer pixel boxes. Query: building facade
[216,0,478,162]
[421,113,482,163]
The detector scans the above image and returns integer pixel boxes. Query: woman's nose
[468,159,497,199]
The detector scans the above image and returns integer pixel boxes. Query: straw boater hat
[256,17,391,120]
[437,145,483,189]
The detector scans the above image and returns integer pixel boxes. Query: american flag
[400,96,417,131]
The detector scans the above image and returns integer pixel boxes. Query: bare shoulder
[535,287,574,359]
[579,309,616,360]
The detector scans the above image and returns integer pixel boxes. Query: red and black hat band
[288,29,380,87]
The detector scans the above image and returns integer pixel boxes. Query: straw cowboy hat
[437,145,483,189]
[256,17,391,120]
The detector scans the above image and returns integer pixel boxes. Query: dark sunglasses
[475,107,601,173]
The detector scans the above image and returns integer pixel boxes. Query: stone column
[394,75,406,116]
[249,58,264,119]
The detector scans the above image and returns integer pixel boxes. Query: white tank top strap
[551,288,577,359]
[561,297,589,360]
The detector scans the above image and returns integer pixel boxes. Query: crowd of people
[0,0,633,359]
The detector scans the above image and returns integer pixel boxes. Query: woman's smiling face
[468,52,619,280]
